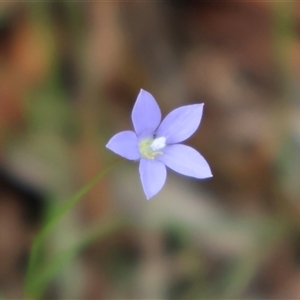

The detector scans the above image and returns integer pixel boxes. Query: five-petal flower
[106,89,212,199]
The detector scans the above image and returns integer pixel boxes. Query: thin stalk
[24,158,122,296]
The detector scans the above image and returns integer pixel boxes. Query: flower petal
[158,144,212,178]
[106,131,140,160]
[156,104,204,144]
[139,158,166,199]
[132,89,161,138]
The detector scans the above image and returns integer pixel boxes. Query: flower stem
[24,158,122,298]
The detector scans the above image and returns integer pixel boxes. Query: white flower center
[150,137,166,151]
[139,136,166,160]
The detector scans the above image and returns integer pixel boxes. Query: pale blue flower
[106,89,212,199]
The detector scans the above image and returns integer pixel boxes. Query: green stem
[24,158,122,296]
[26,218,126,300]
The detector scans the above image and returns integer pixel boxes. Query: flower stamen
[139,137,166,159]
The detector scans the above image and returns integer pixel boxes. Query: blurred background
[0,1,300,299]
